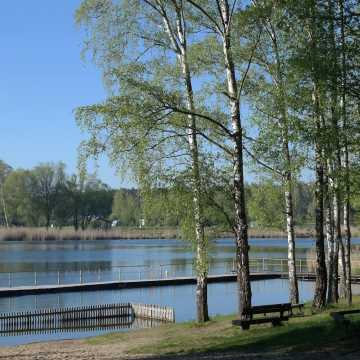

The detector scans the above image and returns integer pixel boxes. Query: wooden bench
[232,302,304,330]
[330,309,360,324]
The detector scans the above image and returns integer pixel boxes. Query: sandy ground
[0,340,359,360]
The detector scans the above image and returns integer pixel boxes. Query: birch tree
[245,0,300,304]
[142,0,209,321]
[76,0,258,318]
[75,0,214,321]
[184,0,253,316]
[0,160,12,228]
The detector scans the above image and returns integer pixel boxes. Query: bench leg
[271,319,282,327]
[331,313,348,324]
[241,323,250,330]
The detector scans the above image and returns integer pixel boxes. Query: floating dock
[0,273,280,297]
[1,272,358,297]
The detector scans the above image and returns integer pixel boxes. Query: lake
[0,237,359,346]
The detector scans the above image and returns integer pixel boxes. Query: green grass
[86,296,360,356]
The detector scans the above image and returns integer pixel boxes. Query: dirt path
[0,340,358,360]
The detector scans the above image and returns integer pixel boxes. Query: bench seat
[232,302,303,330]
[330,309,360,323]
[232,316,289,326]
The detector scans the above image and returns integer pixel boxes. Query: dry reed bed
[1,226,359,242]
[306,245,360,272]
[0,227,179,241]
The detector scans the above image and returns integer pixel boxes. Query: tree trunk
[219,0,251,317]
[74,207,79,231]
[343,198,352,303]
[332,190,340,302]
[284,171,299,304]
[339,0,352,305]
[0,185,9,228]
[269,21,299,305]
[329,163,346,302]
[310,0,327,309]
[172,2,209,322]
[324,164,335,303]
[325,0,341,303]
[312,85,327,309]
[338,234,347,298]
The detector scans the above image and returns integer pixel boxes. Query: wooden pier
[0,272,358,298]
[0,273,280,297]
[0,303,175,335]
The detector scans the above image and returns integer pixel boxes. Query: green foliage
[248,179,284,229]
[1,162,113,230]
[3,170,35,226]
[111,189,140,226]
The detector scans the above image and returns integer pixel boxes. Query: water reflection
[0,238,359,346]
[0,237,358,287]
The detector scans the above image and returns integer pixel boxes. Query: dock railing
[1,257,353,288]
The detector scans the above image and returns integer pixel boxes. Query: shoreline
[0,298,359,358]
[0,227,321,242]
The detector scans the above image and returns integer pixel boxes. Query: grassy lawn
[86,296,360,357]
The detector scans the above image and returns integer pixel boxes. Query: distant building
[139,218,145,228]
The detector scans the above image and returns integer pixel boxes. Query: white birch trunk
[325,162,336,303]
[262,13,299,305]
[339,0,352,305]
[0,185,9,228]
[219,0,251,317]
[160,1,209,321]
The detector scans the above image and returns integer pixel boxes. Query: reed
[0,227,179,241]
[305,245,360,274]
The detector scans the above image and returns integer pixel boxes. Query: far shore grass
[0,225,348,241]
[85,296,360,357]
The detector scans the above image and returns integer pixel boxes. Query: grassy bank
[87,297,360,357]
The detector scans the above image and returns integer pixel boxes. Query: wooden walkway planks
[1,272,358,298]
[0,273,280,297]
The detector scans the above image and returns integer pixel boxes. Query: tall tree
[245,0,300,304]
[29,163,66,228]
[185,0,252,316]
[75,0,212,321]
[339,0,352,304]
[0,160,12,227]
[309,0,327,309]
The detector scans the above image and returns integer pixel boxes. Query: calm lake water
[0,237,359,346]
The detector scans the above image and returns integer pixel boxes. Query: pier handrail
[0,257,318,288]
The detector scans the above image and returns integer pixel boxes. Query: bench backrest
[242,303,292,316]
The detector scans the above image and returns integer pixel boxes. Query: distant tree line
[0,159,331,231]
[0,160,113,229]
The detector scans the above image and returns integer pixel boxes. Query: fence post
[8,272,11,288]
[118,268,121,281]
[57,271,60,285]
[299,259,302,274]
[34,272,37,286]
[262,258,265,272]
[80,270,83,284]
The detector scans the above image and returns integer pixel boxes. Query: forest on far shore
[0,159,344,231]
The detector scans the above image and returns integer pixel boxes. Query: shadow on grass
[147,316,360,359]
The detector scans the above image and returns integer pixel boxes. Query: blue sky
[0,1,123,188]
